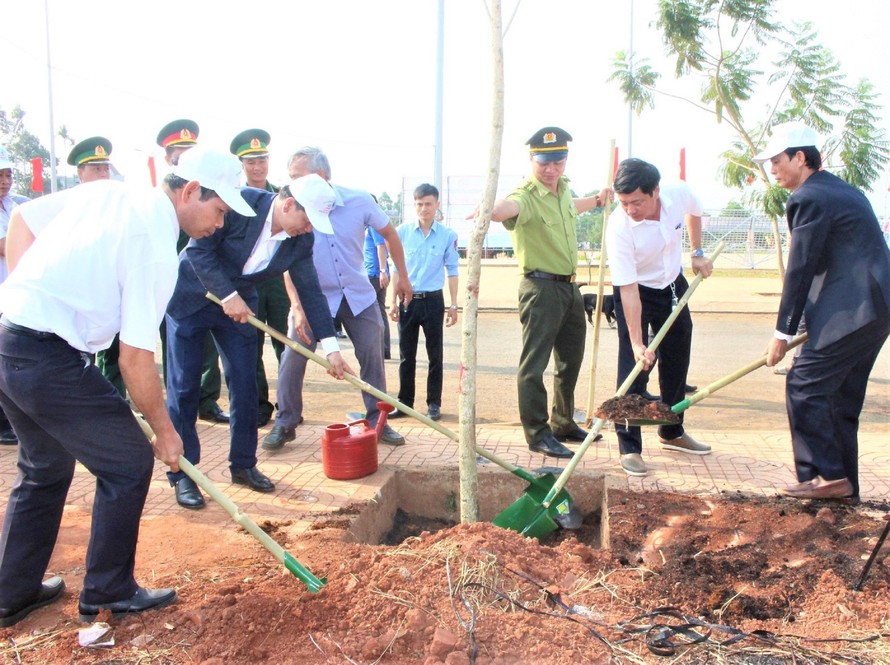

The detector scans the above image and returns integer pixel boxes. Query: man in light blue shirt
[389,184,459,421]
[364,225,391,359]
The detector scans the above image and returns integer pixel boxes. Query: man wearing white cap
[164,173,351,508]
[0,146,252,626]
[264,146,413,450]
[754,121,890,501]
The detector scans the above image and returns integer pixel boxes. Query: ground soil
[2,311,889,664]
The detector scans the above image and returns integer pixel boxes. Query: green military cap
[67,136,113,167]
[156,119,199,149]
[230,128,271,159]
[526,126,572,162]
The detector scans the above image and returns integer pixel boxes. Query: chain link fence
[400,176,789,268]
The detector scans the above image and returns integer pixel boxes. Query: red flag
[30,157,44,193]
[613,146,619,181]
[147,156,157,187]
[679,148,686,181]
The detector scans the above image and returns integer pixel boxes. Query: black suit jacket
[777,170,890,349]
[166,187,335,340]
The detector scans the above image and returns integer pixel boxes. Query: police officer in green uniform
[156,119,228,423]
[229,129,289,427]
[489,127,612,458]
[68,137,128,397]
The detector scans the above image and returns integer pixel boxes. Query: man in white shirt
[606,158,714,477]
[0,146,254,627]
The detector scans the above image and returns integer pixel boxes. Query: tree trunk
[458,0,504,524]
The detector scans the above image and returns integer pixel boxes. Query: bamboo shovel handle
[542,242,725,506]
[132,413,323,590]
[204,294,524,476]
[584,138,616,426]
[672,333,809,413]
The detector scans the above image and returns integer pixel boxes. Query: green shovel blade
[284,552,326,593]
[493,474,575,539]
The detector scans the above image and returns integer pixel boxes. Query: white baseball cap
[753,122,820,163]
[172,145,255,217]
[0,147,13,170]
[289,173,336,234]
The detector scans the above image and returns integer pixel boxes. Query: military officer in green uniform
[68,137,128,397]
[489,127,612,458]
[229,129,289,427]
[156,119,228,423]
[68,136,113,184]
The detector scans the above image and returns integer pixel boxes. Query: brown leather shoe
[779,476,854,500]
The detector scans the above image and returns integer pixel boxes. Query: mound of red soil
[3,490,889,664]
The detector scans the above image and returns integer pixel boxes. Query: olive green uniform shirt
[504,175,578,275]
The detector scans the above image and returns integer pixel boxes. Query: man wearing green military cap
[68,136,121,394]
[155,119,229,424]
[230,128,287,427]
[488,126,612,459]
[68,136,113,184]
[156,119,199,167]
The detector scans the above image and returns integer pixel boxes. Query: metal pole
[44,0,57,193]
[627,0,634,158]
[434,0,444,192]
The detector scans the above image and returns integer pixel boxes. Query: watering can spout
[374,401,394,439]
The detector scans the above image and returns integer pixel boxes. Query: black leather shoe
[173,476,205,509]
[0,576,65,628]
[198,403,230,423]
[0,427,17,445]
[640,390,661,401]
[78,587,176,622]
[427,403,441,421]
[262,425,295,450]
[257,411,272,428]
[528,435,574,459]
[555,425,602,443]
[231,466,275,492]
[685,383,698,393]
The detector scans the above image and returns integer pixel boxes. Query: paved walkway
[0,273,887,531]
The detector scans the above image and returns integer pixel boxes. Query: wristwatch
[691,248,705,258]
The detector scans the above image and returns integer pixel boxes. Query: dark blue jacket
[166,187,334,339]
[778,170,890,349]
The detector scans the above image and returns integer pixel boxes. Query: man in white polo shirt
[606,158,714,477]
[0,146,253,627]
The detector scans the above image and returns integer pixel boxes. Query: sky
[3,0,890,218]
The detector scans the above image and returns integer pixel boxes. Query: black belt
[0,316,62,341]
[412,290,443,299]
[526,271,576,284]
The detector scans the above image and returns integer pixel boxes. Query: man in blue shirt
[389,184,459,421]
[364,225,391,359]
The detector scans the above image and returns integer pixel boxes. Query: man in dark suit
[756,122,890,501]
[165,174,351,509]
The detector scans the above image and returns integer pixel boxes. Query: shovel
[495,243,724,538]
[204,293,581,529]
[605,333,809,426]
[133,413,326,593]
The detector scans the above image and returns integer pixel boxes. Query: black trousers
[613,274,692,454]
[397,292,445,408]
[254,278,289,420]
[0,328,153,606]
[786,313,890,497]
